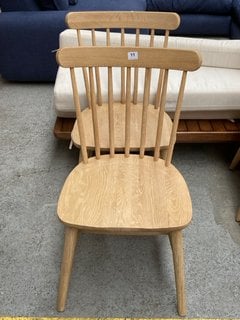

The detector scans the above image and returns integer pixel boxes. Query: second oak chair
[66,11,180,159]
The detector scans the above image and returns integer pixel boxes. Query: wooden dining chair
[56,46,202,315]
[66,11,180,160]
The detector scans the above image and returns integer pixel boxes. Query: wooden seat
[56,46,202,315]
[58,155,192,231]
[66,11,180,158]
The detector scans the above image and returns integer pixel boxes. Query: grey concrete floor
[0,76,240,318]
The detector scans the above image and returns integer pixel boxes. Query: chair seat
[71,103,173,150]
[58,154,192,234]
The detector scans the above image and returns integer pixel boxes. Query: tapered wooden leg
[236,207,240,222]
[57,227,79,312]
[169,230,186,317]
[230,147,240,170]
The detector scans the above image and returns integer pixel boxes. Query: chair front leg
[168,230,186,316]
[57,226,79,312]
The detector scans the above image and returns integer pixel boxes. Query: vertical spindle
[125,67,131,157]
[89,67,101,159]
[108,67,114,157]
[92,29,102,106]
[70,68,88,164]
[165,71,187,166]
[154,69,169,161]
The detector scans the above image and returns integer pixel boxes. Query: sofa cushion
[60,30,240,69]
[54,0,69,9]
[147,0,232,15]
[70,0,147,11]
[69,0,78,4]
[38,0,69,10]
[168,37,240,70]
[54,29,240,118]
[0,0,40,11]
[54,65,240,118]
[169,14,231,38]
[232,0,240,24]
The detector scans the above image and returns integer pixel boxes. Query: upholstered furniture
[0,0,147,81]
[54,29,240,121]
[0,0,240,82]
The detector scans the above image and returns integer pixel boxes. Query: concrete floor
[0,76,240,317]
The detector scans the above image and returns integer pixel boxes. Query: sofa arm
[0,11,67,81]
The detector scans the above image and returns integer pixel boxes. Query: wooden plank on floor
[224,119,239,131]
[53,117,74,140]
[211,120,226,132]
[236,120,240,130]
[54,117,240,143]
[178,120,188,132]
[177,131,240,143]
[62,118,75,132]
[186,120,200,132]
[198,120,213,132]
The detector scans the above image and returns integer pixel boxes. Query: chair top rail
[66,11,180,31]
[57,46,202,71]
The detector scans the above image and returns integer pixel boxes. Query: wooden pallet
[54,117,240,143]
[177,119,240,143]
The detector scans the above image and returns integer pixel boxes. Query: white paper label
[128,51,138,60]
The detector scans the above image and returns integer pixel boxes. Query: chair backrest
[66,11,180,107]
[57,46,201,165]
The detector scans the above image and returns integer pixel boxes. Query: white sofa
[54,29,240,120]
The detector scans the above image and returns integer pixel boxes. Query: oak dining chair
[66,11,180,160]
[56,45,201,315]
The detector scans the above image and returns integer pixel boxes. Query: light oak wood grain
[58,155,192,233]
[57,46,201,71]
[56,43,201,315]
[63,11,184,156]
[57,227,78,312]
[71,103,172,151]
[66,11,180,30]
[169,231,186,316]
[66,11,180,107]
[230,147,240,170]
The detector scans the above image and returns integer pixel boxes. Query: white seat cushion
[54,65,240,118]
[60,29,240,69]
[54,29,240,119]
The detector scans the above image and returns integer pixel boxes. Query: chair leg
[230,147,240,170]
[57,226,79,312]
[168,230,186,317]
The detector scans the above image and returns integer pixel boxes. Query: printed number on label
[128,51,138,60]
